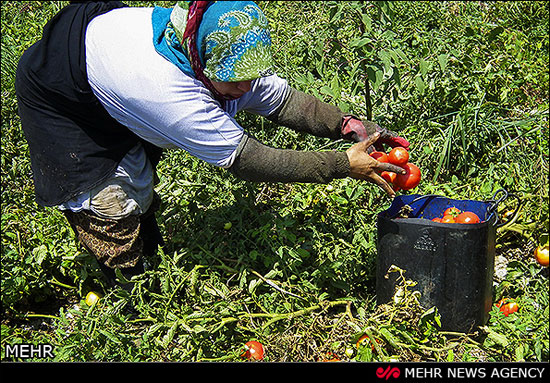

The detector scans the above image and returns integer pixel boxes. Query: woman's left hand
[346,132,406,197]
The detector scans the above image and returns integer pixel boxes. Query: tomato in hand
[241,341,265,361]
[388,147,409,166]
[381,171,396,184]
[444,207,461,217]
[393,163,421,190]
[370,151,389,163]
[455,211,480,224]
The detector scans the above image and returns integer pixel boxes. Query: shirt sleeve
[236,74,290,117]
[85,7,244,169]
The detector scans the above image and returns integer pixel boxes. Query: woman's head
[171,1,274,87]
[210,80,252,99]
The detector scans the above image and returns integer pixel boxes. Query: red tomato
[455,211,480,224]
[505,302,519,316]
[322,352,341,362]
[432,217,442,223]
[443,207,461,217]
[441,215,455,223]
[388,147,409,166]
[381,171,396,184]
[370,151,389,163]
[241,341,265,361]
[497,300,519,317]
[534,245,549,267]
[393,163,421,191]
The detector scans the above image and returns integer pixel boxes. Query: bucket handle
[485,188,522,228]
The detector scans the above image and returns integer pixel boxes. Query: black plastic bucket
[376,189,518,332]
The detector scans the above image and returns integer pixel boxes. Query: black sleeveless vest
[15,1,162,207]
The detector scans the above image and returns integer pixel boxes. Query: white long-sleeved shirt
[59,7,289,218]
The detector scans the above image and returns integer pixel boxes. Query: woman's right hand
[346,132,406,197]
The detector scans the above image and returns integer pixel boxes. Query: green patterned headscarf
[166,1,274,82]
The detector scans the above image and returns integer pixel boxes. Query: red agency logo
[376,365,401,380]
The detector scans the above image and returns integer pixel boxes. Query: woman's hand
[346,133,406,197]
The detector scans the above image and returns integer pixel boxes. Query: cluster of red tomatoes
[371,146,421,191]
[431,207,482,224]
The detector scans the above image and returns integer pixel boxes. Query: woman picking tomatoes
[16,1,409,289]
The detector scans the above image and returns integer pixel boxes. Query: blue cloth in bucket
[378,194,497,224]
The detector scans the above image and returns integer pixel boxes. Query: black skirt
[14,1,157,207]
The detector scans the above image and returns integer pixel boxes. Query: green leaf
[515,344,524,361]
[349,37,371,49]
[361,14,372,32]
[487,26,504,42]
[115,268,131,284]
[32,245,48,265]
[320,86,335,98]
[379,50,392,74]
[438,53,449,72]
[379,327,400,349]
[420,58,429,77]
[393,48,409,64]
[330,75,341,98]
[366,65,384,91]
[415,76,425,94]
[99,329,122,344]
[484,327,509,347]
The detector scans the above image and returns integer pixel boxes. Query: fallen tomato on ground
[85,291,101,306]
[496,299,519,317]
[534,244,549,267]
[321,352,340,362]
[241,340,265,361]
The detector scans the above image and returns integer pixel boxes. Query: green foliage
[1,1,548,362]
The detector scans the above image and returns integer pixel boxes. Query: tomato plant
[393,163,421,191]
[241,340,265,361]
[388,147,409,166]
[455,211,481,224]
